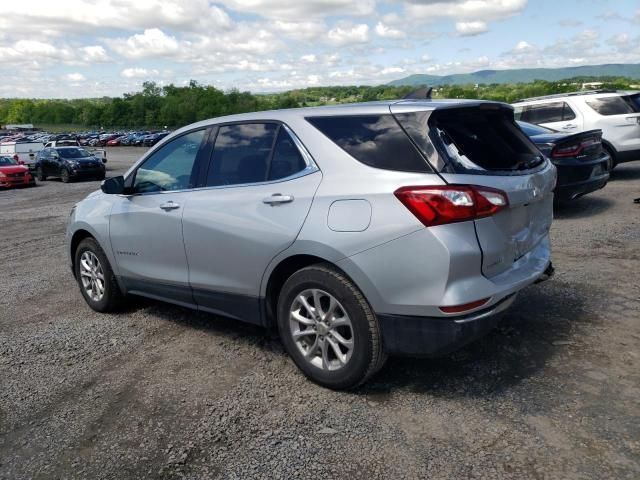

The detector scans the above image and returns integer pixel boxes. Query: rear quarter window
[306,115,432,173]
[585,96,638,116]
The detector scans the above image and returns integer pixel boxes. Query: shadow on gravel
[361,280,596,398]
[554,196,614,219]
[609,165,640,182]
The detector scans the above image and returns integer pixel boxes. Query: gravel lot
[1,147,639,479]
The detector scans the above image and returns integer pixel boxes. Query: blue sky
[0,0,638,98]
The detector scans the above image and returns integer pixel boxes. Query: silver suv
[67,100,556,389]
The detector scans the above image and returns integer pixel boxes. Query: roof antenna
[403,86,432,100]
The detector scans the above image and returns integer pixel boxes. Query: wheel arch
[263,253,362,328]
[70,229,96,277]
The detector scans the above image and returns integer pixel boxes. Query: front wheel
[75,238,125,312]
[277,264,386,390]
[60,168,71,183]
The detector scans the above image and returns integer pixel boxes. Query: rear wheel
[36,167,46,181]
[75,237,125,312]
[277,264,386,390]
[603,145,617,172]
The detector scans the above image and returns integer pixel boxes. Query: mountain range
[387,63,640,87]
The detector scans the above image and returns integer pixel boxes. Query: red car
[0,156,36,188]
[106,136,124,146]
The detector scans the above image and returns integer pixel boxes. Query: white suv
[513,90,640,169]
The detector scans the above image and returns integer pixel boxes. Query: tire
[74,237,125,312]
[96,173,106,181]
[36,166,46,181]
[603,145,617,172]
[60,168,71,183]
[277,264,387,390]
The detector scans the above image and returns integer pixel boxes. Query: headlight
[67,160,80,168]
[0,172,6,178]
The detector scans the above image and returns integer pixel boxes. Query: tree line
[0,77,636,130]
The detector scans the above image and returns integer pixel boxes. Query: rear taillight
[394,185,508,227]
[551,138,598,158]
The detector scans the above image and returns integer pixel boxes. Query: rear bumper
[553,154,609,202]
[378,293,517,356]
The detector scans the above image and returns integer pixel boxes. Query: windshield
[58,148,93,159]
[0,156,18,166]
[517,121,557,136]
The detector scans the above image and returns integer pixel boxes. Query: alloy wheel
[79,251,105,302]
[289,289,354,371]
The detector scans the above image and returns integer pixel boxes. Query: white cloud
[109,28,179,59]
[64,72,85,82]
[375,22,406,39]
[455,21,488,36]
[216,0,375,20]
[80,45,109,63]
[121,68,159,78]
[0,0,232,33]
[301,54,317,63]
[405,0,528,21]
[327,23,369,46]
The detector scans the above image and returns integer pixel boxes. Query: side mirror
[101,175,126,194]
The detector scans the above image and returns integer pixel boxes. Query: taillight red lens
[394,185,508,227]
[13,154,19,161]
[551,144,581,158]
[439,297,490,314]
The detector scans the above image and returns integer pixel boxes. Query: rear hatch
[392,102,555,278]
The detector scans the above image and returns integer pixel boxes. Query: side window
[562,102,576,121]
[585,97,636,116]
[269,128,307,181]
[306,115,431,173]
[206,123,278,186]
[520,102,564,124]
[132,130,205,193]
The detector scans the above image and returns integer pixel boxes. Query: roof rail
[514,89,619,103]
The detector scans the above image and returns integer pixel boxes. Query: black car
[35,147,106,183]
[517,121,610,203]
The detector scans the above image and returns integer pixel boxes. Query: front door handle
[562,124,577,130]
[263,193,294,205]
[159,201,180,211]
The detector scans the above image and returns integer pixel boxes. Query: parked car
[0,155,36,188]
[67,100,556,389]
[512,90,640,170]
[517,121,610,203]
[142,131,170,146]
[106,136,125,146]
[44,139,107,164]
[0,140,44,171]
[35,146,105,183]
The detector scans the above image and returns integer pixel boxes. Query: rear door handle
[263,194,294,205]
[562,124,577,130]
[159,201,180,211]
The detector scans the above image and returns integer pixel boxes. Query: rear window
[400,107,544,174]
[517,121,556,136]
[585,96,640,116]
[306,115,432,173]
